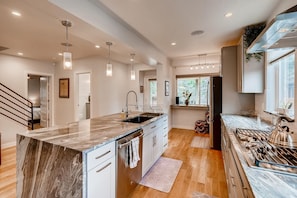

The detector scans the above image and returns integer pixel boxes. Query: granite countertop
[221,114,297,198]
[18,112,165,153]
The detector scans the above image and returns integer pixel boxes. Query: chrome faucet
[125,90,138,118]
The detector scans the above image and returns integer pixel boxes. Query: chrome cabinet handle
[95,150,111,160]
[96,162,112,173]
[151,125,156,129]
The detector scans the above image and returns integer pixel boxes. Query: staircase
[0,82,34,130]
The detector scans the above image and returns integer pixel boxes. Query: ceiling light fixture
[17,52,23,56]
[106,42,113,77]
[171,42,177,46]
[61,20,73,70]
[130,53,136,80]
[225,12,233,18]
[11,11,21,16]
[95,45,100,48]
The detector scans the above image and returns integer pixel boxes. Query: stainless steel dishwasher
[116,129,143,198]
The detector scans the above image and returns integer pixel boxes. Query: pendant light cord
[66,24,69,51]
[108,44,110,64]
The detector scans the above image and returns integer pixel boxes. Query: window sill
[171,104,209,110]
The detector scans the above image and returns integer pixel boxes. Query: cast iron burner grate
[235,128,297,174]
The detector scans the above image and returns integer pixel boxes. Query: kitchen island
[16,112,167,198]
[221,114,297,198]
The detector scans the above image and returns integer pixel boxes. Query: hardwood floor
[0,146,16,198]
[131,128,228,198]
[0,128,228,198]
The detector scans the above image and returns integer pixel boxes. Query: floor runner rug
[139,157,183,193]
[190,136,210,149]
[192,192,218,198]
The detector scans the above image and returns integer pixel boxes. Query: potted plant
[183,91,192,106]
[243,23,266,62]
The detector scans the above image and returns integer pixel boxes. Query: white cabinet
[87,157,115,198]
[162,116,169,152]
[86,141,115,198]
[142,117,165,176]
[142,130,154,176]
[237,35,264,93]
[221,122,254,198]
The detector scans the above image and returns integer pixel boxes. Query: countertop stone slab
[221,114,297,198]
[19,112,164,153]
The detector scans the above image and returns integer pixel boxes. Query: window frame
[176,75,210,106]
[266,50,295,117]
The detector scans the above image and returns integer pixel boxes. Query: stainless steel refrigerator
[209,76,222,150]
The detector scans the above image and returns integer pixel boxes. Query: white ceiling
[0,0,290,66]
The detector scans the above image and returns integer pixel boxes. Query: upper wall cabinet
[237,36,264,93]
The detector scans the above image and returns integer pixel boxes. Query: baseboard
[2,141,16,149]
[171,125,195,131]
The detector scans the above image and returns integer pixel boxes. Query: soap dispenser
[121,109,125,119]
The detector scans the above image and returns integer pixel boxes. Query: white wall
[171,108,207,130]
[222,46,255,114]
[0,54,55,147]
[54,55,130,125]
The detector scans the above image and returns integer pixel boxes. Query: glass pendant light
[130,53,136,80]
[61,20,73,70]
[106,42,112,77]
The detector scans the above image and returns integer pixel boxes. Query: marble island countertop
[221,114,297,198]
[19,112,165,152]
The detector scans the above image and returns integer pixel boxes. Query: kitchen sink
[140,112,163,117]
[123,115,154,123]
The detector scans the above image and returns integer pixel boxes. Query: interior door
[78,73,91,121]
[40,76,49,127]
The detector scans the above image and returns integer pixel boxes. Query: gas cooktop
[235,128,297,175]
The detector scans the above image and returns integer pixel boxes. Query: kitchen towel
[129,136,140,168]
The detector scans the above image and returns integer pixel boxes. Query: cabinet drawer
[143,120,162,136]
[87,141,115,171]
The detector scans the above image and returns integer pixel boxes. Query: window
[149,79,157,106]
[266,51,295,117]
[176,76,210,105]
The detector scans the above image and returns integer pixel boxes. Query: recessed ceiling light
[95,45,100,48]
[225,12,233,18]
[58,53,63,56]
[191,30,204,36]
[12,11,21,17]
[17,52,23,56]
[171,42,176,46]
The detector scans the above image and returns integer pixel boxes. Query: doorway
[77,73,91,121]
[142,70,157,107]
[27,74,52,129]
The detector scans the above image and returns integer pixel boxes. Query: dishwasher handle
[118,132,143,149]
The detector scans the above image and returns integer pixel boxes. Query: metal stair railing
[0,82,34,129]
